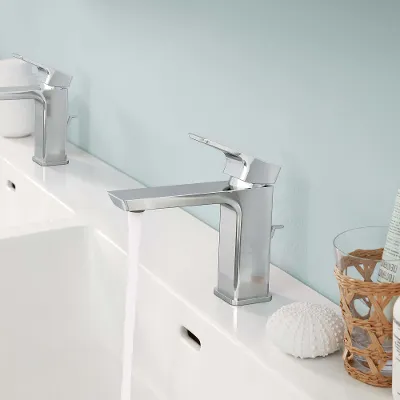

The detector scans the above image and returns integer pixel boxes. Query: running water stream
[120,212,142,400]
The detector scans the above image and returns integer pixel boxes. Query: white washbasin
[0,158,73,229]
[0,224,127,400]
[131,266,301,400]
[0,137,389,400]
[0,221,298,400]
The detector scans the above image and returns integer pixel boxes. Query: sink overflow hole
[180,326,201,351]
[6,180,16,191]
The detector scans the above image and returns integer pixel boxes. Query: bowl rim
[333,225,400,263]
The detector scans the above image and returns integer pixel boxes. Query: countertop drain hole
[7,180,16,191]
[181,326,201,351]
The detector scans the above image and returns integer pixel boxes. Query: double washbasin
[0,138,388,400]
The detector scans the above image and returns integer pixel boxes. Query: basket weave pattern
[335,248,400,387]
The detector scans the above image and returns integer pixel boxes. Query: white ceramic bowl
[0,58,37,138]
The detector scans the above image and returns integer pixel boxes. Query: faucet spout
[0,86,45,104]
[108,181,237,212]
[0,87,46,154]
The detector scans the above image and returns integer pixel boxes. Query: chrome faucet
[0,54,73,166]
[108,134,283,306]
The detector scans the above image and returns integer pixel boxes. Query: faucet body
[0,54,72,166]
[109,181,276,305]
[108,135,282,306]
[34,86,69,166]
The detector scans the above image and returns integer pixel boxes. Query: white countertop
[0,136,391,399]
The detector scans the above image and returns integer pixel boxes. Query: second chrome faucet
[0,54,73,166]
[109,134,283,306]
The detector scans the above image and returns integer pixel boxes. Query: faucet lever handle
[189,133,281,186]
[271,225,284,238]
[12,53,72,88]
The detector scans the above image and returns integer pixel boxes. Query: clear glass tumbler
[334,226,398,379]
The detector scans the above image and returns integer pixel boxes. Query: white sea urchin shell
[266,302,344,359]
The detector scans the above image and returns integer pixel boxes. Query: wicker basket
[335,248,400,387]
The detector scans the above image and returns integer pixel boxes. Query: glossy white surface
[0,223,126,399]
[132,266,302,399]
[0,158,73,228]
[0,136,391,399]
[0,58,36,138]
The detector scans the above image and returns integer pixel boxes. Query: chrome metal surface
[0,55,73,166]
[67,115,78,125]
[189,133,281,187]
[108,134,282,306]
[271,225,284,238]
[213,288,272,306]
[12,53,72,88]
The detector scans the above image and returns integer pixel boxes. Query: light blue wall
[1,0,399,302]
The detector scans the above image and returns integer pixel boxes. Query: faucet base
[32,156,69,167]
[214,288,272,306]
